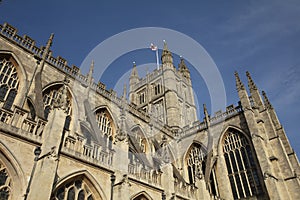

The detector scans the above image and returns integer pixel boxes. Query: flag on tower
[150,43,158,51]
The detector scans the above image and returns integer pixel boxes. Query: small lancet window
[154,83,161,95]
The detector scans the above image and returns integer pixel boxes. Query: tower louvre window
[223,129,264,199]
[154,83,161,95]
[139,91,145,104]
[0,57,19,110]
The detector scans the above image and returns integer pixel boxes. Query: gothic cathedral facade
[0,22,299,200]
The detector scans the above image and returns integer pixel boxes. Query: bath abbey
[0,22,299,200]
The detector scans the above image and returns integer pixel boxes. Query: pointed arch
[131,191,153,200]
[0,141,26,200]
[218,126,265,199]
[42,81,79,118]
[217,125,252,159]
[184,142,207,184]
[94,106,116,141]
[0,52,26,110]
[0,51,27,108]
[51,170,107,200]
[42,82,79,133]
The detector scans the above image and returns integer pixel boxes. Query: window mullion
[212,168,219,196]
[227,151,240,198]
[238,148,253,196]
[233,148,246,198]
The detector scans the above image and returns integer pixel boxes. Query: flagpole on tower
[150,43,159,70]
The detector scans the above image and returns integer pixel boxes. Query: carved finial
[246,71,257,90]
[235,71,245,91]
[203,104,210,126]
[262,91,273,109]
[42,33,54,60]
[163,40,168,50]
[130,61,138,77]
[47,33,54,49]
[178,57,188,70]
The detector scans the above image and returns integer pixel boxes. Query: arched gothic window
[43,85,72,129]
[0,57,19,110]
[132,194,150,200]
[52,179,94,200]
[95,108,114,137]
[0,161,11,200]
[223,129,264,199]
[186,143,206,184]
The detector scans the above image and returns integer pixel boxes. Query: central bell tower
[129,41,197,130]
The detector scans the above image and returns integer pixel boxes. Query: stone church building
[0,22,299,200]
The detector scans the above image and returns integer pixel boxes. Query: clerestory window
[43,85,72,129]
[95,109,113,137]
[186,144,206,184]
[223,129,264,199]
[0,57,19,110]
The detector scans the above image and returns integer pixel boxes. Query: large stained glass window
[223,129,264,199]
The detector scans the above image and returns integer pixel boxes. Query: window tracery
[52,179,94,200]
[43,85,72,129]
[95,108,113,137]
[0,57,19,110]
[223,129,264,199]
[0,161,11,200]
[186,144,206,184]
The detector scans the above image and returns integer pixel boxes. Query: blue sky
[1,1,299,155]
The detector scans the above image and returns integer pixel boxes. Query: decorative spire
[87,60,94,85]
[235,71,245,91]
[178,57,190,79]
[246,71,257,90]
[45,33,54,55]
[178,57,188,71]
[130,61,139,77]
[203,104,210,126]
[161,40,173,66]
[163,40,168,51]
[262,91,273,109]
